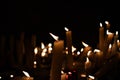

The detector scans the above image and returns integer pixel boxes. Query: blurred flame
[116,31,118,35]
[106,30,113,35]
[94,49,100,53]
[88,75,95,79]
[105,21,109,25]
[22,71,30,77]
[34,47,38,55]
[100,23,102,27]
[87,50,92,56]
[86,57,89,62]
[41,42,45,49]
[82,41,89,47]
[72,46,76,52]
[64,27,69,31]
[109,44,112,49]
[49,33,59,41]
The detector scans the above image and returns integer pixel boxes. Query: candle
[99,23,104,51]
[22,71,34,80]
[49,33,64,80]
[111,31,119,57]
[85,57,91,71]
[94,49,103,67]
[105,21,110,29]
[103,30,114,57]
[65,27,73,70]
[81,42,92,61]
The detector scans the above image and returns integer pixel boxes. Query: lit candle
[49,33,64,80]
[103,30,114,57]
[81,42,92,60]
[22,71,34,80]
[94,49,103,67]
[85,57,91,71]
[105,21,110,29]
[111,31,119,57]
[99,23,104,51]
[64,27,73,70]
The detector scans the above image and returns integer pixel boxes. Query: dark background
[1,1,120,48]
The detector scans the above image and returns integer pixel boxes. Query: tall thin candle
[65,27,73,70]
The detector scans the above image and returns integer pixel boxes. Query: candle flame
[116,31,118,35]
[72,46,76,52]
[106,30,113,35]
[105,21,109,25]
[41,42,45,49]
[86,57,89,62]
[64,27,69,31]
[49,33,59,41]
[94,49,100,53]
[22,71,30,77]
[109,44,112,49]
[88,75,95,79]
[34,47,38,55]
[100,22,102,27]
[82,41,89,47]
[80,48,84,52]
[87,50,92,56]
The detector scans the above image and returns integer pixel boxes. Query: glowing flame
[88,75,95,79]
[34,47,38,55]
[82,41,89,47]
[100,22,102,27]
[94,49,100,53]
[49,33,59,41]
[81,74,86,77]
[116,31,118,35]
[77,51,80,55]
[86,57,89,62]
[64,27,69,31]
[80,48,84,52]
[41,48,47,57]
[109,44,112,49]
[105,21,109,25]
[87,50,92,56]
[72,46,76,52]
[22,71,30,77]
[106,30,113,35]
[41,42,45,49]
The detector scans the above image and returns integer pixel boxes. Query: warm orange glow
[82,41,89,47]
[22,71,30,77]
[64,27,69,31]
[49,33,59,41]
[81,74,86,77]
[100,22,102,27]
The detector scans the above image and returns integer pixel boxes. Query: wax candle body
[50,40,64,80]
[99,26,104,51]
[66,30,73,70]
